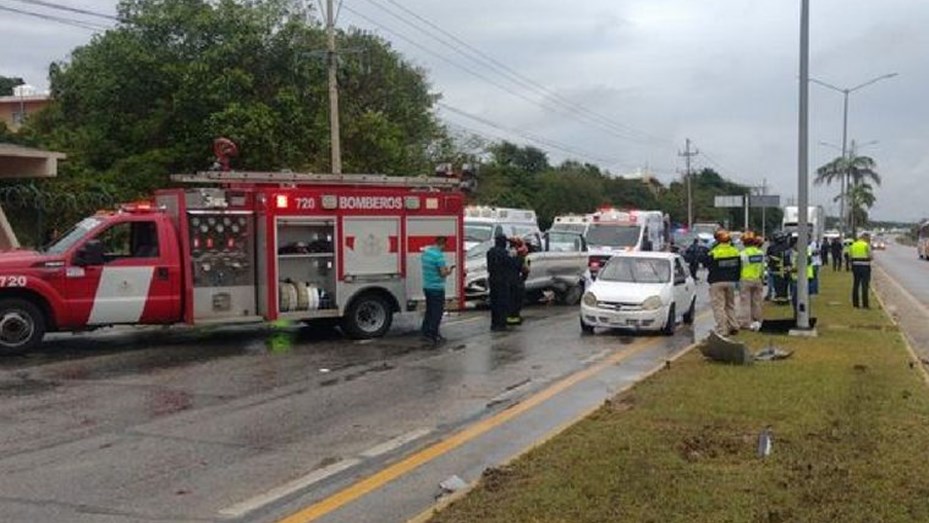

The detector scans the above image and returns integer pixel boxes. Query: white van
[464,206,540,251]
[549,214,592,236]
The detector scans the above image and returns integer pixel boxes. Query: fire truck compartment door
[342,217,400,277]
[406,217,460,301]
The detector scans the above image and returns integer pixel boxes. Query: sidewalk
[427,269,929,523]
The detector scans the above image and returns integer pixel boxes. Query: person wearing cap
[487,233,516,331]
[850,231,873,308]
[739,231,765,331]
[707,229,742,335]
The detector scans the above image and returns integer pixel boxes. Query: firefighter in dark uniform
[487,233,515,331]
[507,237,530,325]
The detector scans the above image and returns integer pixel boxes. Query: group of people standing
[701,229,767,335]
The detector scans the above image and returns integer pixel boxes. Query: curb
[872,265,929,388]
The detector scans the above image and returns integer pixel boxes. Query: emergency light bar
[171,171,461,189]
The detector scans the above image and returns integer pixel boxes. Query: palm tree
[835,182,876,230]
[816,153,881,232]
[815,154,882,188]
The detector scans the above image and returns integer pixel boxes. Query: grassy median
[430,269,929,523]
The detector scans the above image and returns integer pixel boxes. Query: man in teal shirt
[421,236,454,345]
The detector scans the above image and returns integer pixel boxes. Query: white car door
[671,257,692,318]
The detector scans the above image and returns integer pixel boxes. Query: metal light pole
[809,73,897,232]
[795,0,811,331]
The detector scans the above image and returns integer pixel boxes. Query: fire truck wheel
[0,299,45,354]
[342,293,393,339]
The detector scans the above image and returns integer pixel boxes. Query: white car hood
[465,256,488,283]
[588,280,668,303]
[589,245,634,254]
[464,240,482,252]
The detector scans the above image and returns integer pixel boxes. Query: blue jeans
[421,288,445,340]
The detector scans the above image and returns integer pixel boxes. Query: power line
[360,0,672,148]
[439,102,622,166]
[343,1,672,150]
[8,0,117,20]
[0,3,109,30]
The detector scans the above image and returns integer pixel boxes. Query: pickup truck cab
[465,230,588,305]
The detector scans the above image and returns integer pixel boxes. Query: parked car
[580,252,696,335]
[465,230,588,305]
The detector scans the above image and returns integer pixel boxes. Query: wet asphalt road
[0,294,711,522]
[872,239,929,359]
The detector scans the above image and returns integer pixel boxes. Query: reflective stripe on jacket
[850,239,871,265]
[707,242,741,283]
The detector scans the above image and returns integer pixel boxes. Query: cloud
[1,0,924,220]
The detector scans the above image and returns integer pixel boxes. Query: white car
[580,252,696,335]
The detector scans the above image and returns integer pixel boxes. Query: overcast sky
[2,0,926,221]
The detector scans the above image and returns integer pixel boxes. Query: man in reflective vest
[707,229,742,335]
[740,231,765,331]
[850,232,873,309]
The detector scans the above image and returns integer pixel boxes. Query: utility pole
[679,138,699,229]
[761,178,768,237]
[326,0,342,174]
[744,188,750,230]
[794,0,813,333]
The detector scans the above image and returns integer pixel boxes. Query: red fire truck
[0,170,465,354]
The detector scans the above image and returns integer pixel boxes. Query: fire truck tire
[342,293,393,339]
[0,298,45,355]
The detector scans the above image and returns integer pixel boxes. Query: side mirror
[674,277,686,286]
[75,239,105,266]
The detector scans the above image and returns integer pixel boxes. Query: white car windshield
[586,224,640,247]
[551,223,586,234]
[44,217,105,254]
[465,224,494,244]
[598,257,670,284]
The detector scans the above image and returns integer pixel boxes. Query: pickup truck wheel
[683,298,696,325]
[558,284,583,306]
[342,294,393,339]
[580,317,595,334]
[661,305,676,336]
[0,299,45,355]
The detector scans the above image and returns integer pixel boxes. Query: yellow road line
[405,310,712,523]
[276,335,666,523]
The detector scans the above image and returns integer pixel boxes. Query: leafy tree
[0,76,24,96]
[28,0,445,203]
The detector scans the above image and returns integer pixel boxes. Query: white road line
[218,458,362,518]
[359,428,434,458]
[444,316,483,326]
[580,349,611,365]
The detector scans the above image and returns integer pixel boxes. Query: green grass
[430,270,929,523]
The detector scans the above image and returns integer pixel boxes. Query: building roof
[0,143,66,178]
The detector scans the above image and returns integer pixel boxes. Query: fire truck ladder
[170,171,462,189]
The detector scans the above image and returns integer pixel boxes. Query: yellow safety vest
[790,247,814,281]
[850,240,871,265]
[741,246,765,281]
